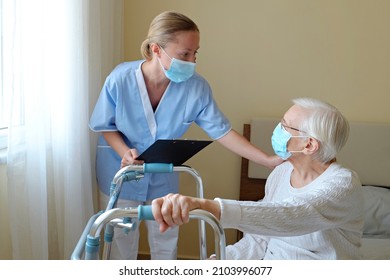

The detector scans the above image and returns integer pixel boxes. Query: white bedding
[360,186,390,259]
[362,186,390,238]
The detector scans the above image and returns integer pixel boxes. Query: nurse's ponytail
[141,39,152,60]
[140,11,199,61]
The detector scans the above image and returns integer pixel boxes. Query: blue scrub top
[89,60,231,201]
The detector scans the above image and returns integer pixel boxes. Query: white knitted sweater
[216,162,364,260]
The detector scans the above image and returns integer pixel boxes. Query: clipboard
[136,139,213,166]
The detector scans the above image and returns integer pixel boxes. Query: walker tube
[143,163,173,173]
[104,224,114,243]
[171,166,207,259]
[85,235,100,260]
[70,211,103,260]
[138,205,154,220]
[106,182,120,211]
[189,209,226,260]
[137,205,226,260]
[85,207,226,259]
[121,171,140,182]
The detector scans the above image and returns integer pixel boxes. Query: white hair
[293,97,350,163]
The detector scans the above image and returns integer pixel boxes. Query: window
[0,0,6,150]
[0,0,23,152]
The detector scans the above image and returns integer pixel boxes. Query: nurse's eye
[183,51,198,61]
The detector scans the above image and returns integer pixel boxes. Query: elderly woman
[152,97,364,260]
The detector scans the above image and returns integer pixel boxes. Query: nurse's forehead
[170,31,199,47]
[168,44,200,53]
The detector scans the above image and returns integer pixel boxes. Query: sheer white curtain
[5,0,123,259]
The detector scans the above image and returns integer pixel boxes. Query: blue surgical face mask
[271,122,308,160]
[158,47,196,83]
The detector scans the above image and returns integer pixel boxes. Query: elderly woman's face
[281,105,305,134]
[282,105,308,154]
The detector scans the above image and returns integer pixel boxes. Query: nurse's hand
[267,154,284,170]
[121,148,143,168]
[152,193,200,233]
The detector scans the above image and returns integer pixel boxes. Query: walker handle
[143,163,174,173]
[138,205,154,220]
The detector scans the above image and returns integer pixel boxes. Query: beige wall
[124,0,390,259]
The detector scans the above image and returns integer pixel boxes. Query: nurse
[89,11,282,260]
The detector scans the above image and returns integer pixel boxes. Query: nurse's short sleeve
[89,75,119,132]
[194,80,231,140]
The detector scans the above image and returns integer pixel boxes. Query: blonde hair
[293,97,350,163]
[140,11,199,60]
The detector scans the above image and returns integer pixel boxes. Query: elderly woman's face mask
[271,122,308,160]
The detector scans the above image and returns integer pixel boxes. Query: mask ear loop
[156,45,172,72]
[159,45,173,60]
[288,135,310,154]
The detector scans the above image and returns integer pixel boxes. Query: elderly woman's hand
[151,193,201,233]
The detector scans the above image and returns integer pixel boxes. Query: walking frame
[71,163,226,260]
